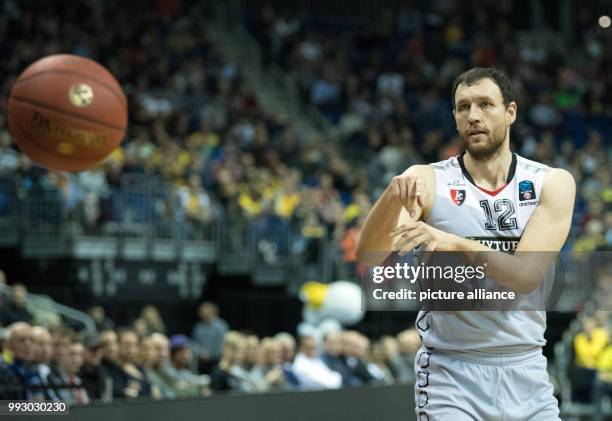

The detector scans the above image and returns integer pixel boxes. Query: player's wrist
[447,235,466,253]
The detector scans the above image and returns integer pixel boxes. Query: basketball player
[356,67,575,420]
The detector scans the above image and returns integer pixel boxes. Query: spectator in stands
[150,333,172,373]
[251,337,291,391]
[191,302,229,374]
[4,322,45,399]
[275,332,296,364]
[358,335,386,384]
[165,334,210,397]
[274,332,300,386]
[379,336,413,382]
[99,330,126,399]
[178,174,214,226]
[397,329,420,383]
[211,331,243,392]
[118,330,155,398]
[240,334,268,392]
[31,326,59,400]
[0,329,26,400]
[0,351,24,399]
[573,317,608,402]
[341,331,375,385]
[78,334,105,402]
[140,335,176,399]
[150,332,190,395]
[0,284,33,326]
[594,323,612,417]
[135,305,166,336]
[243,334,260,372]
[292,335,342,390]
[575,317,608,369]
[368,341,394,385]
[320,331,360,387]
[220,332,265,393]
[88,306,114,332]
[49,326,72,380]
[55,342,89,405]
[133,318,149,339]
[293,209,326,268]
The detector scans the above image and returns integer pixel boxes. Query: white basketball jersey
[417,153,549,354]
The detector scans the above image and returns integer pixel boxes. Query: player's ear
[505,101,517,125]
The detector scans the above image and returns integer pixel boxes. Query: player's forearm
[355,187,404,266]
[452,237,551,294]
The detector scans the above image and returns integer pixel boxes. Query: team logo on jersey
[450,189,465,206]
[519,180,536,201]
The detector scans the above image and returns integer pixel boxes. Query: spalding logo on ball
[7,54,128,172]
[68,84,94,108]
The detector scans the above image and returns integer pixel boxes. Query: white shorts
[414,347,561,421]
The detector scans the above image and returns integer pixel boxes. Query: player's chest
[433,178,540,236]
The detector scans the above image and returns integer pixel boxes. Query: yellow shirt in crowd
[574,327,609,369]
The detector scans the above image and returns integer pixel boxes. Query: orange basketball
[7,54,128,172]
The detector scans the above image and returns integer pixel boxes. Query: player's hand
[388,174,428,219]
[390,221,458,255]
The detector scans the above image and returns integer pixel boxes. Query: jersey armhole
[422,164,438,223]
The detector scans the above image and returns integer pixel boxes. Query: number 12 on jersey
[479,199,518,231]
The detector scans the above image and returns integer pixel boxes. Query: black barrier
[61,385,415,421]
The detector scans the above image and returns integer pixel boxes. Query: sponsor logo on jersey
[467,236,520,253]
[519,180,536,201]
[450,189,465,206]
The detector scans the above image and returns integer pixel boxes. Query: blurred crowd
[0,276,421,404]
[573,310,612,406]
[0,1,608,277]
[0,0,376,276]
[0,0,610,409]
[250,1,612,253]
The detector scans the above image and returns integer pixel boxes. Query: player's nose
[467,104,482,123]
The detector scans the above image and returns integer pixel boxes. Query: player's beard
[463,126,506,161]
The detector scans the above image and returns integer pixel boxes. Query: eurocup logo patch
[450,189,465,206]
[519,180,536,201]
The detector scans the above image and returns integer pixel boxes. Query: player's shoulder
[401,163,435,178]
[543,167,576,189]
[532,163,576,205]
[401,156,459,179]
[514,154,574,186]
[515,154,549,173]
[429,155,460,171]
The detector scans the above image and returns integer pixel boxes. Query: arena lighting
[598,15,611,28]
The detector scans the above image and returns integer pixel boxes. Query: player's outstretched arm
[389,168,575,293]
[458,168,575,293]
[464,168,575,293]
[355,165,434,266]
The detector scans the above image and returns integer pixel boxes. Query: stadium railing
[0,177,19,247]
[0,283,96,334]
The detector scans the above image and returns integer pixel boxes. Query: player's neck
[463,148,513,190]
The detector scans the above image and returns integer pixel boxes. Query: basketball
[7,54,127,172]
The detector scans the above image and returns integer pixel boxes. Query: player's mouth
[467,129,487,138]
